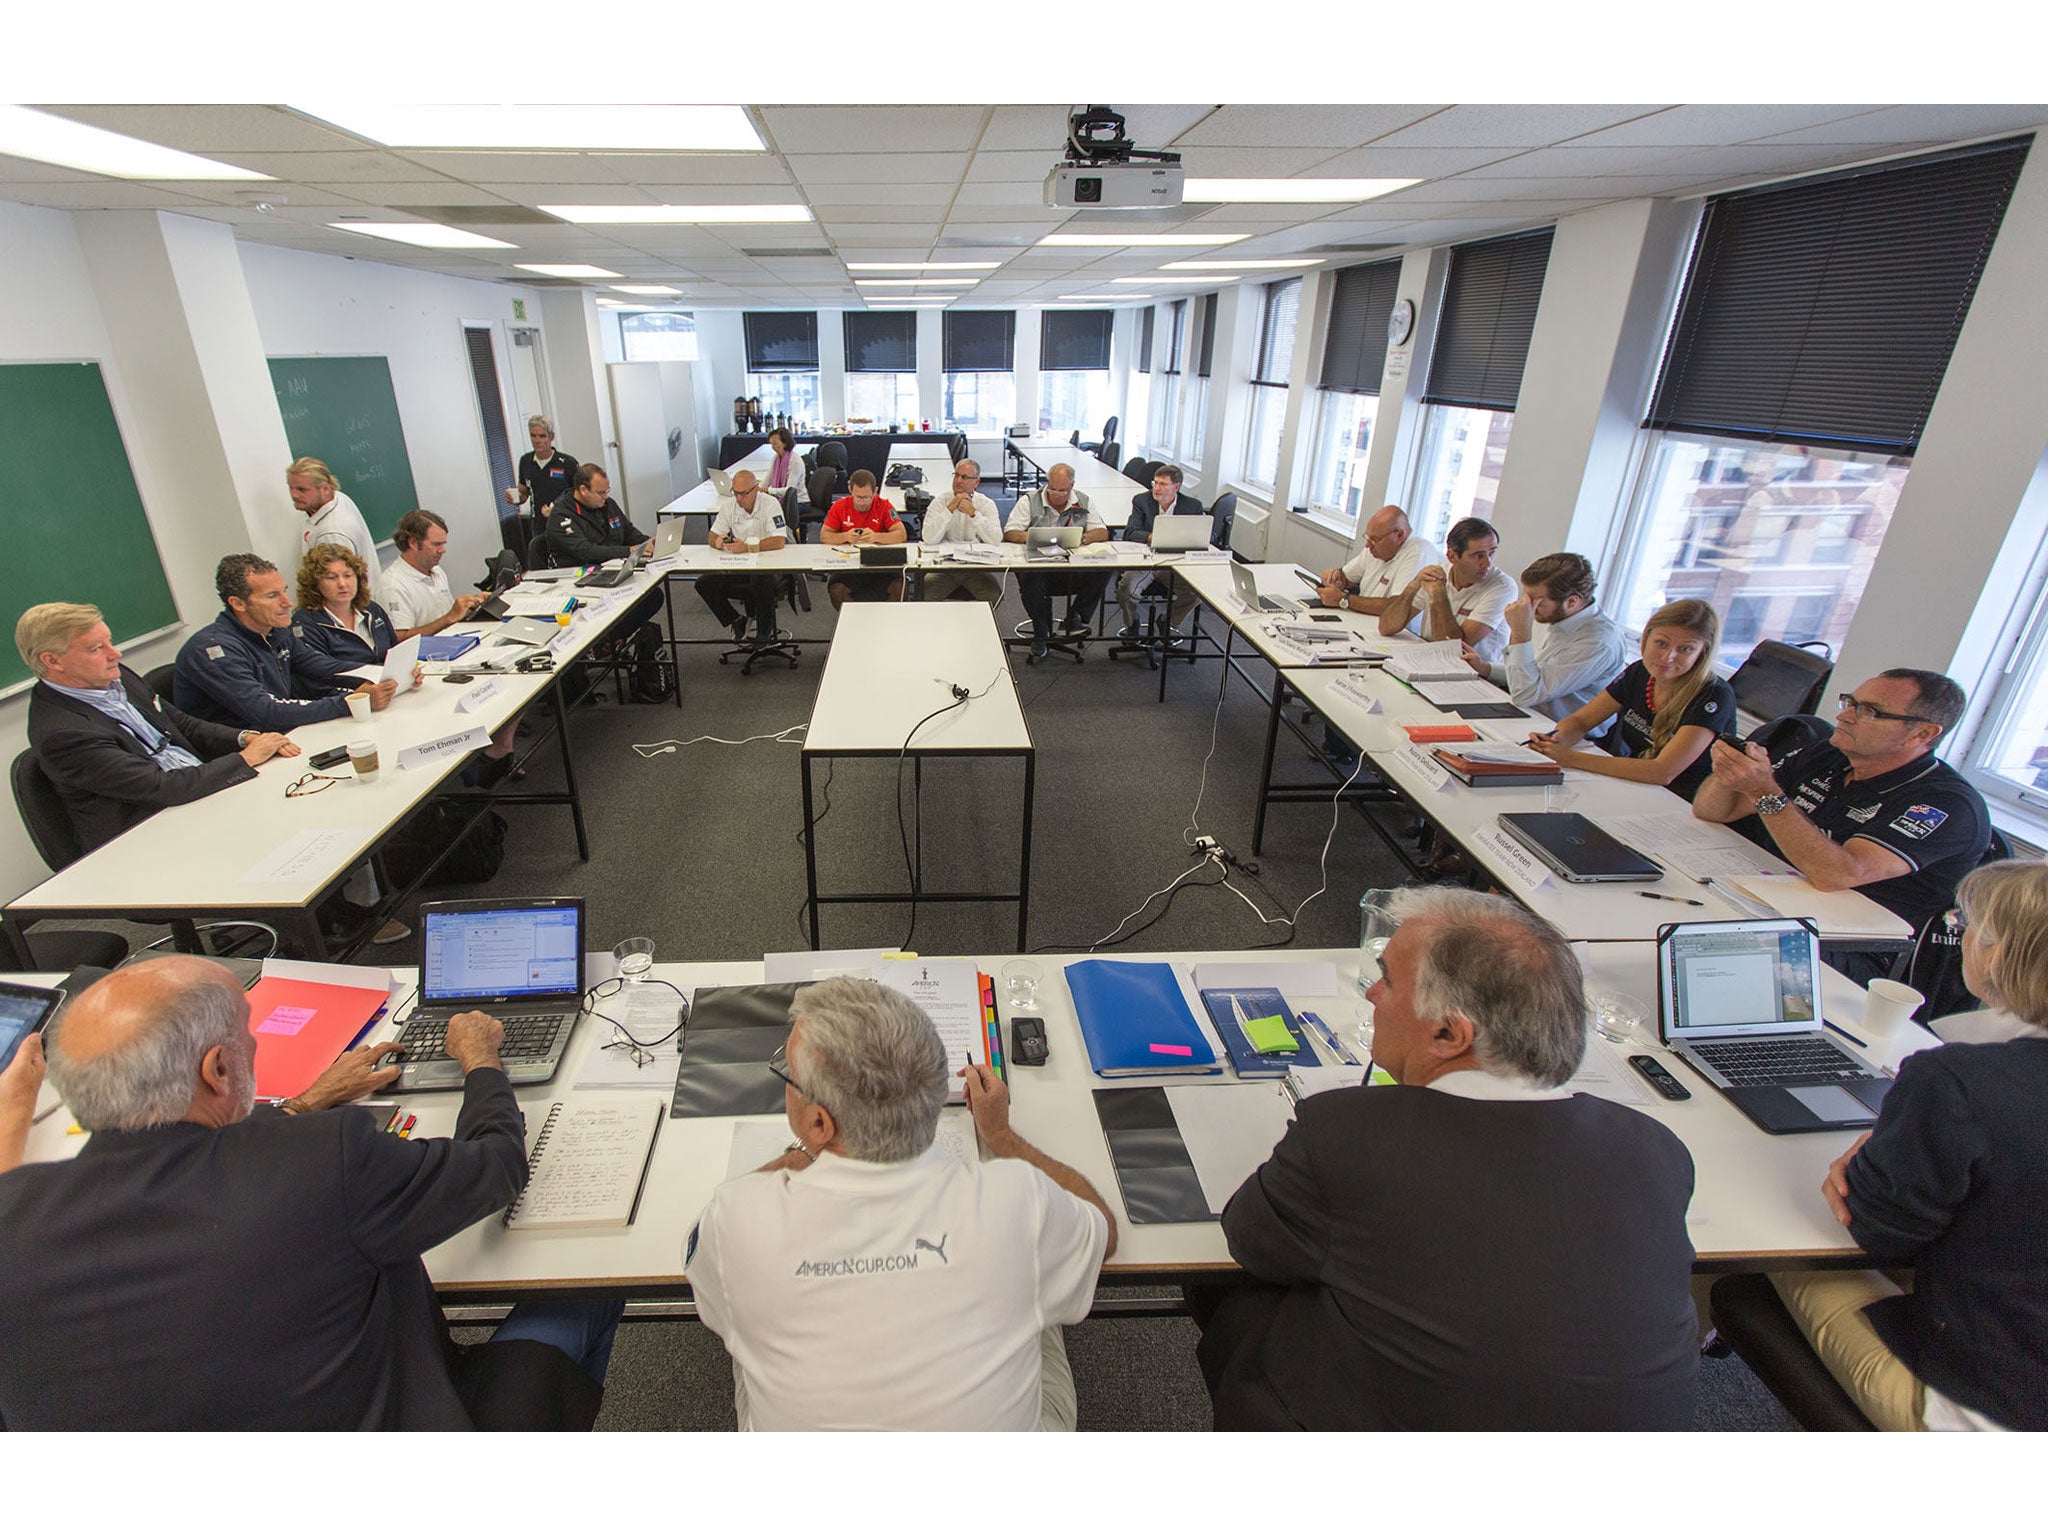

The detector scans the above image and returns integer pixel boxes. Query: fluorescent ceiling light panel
[611,284,682,295]
[1058,294,1146,301]
[0,106,273,180]
[292,104,761,152]
[1160,259,1323,270]
[854,278,979,287]
[845,261,1000,271]
[1112,275,1238,285]
[330,221,516,249]
[541,204,812,224]
[1182,178,1418,203]
[515,263,621,278]
[1038,233,1249,248]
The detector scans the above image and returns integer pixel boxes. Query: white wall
[239,244,546,565]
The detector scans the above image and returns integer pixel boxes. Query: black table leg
[1252,669,1290,856]
[801,753,822,950]
[549,676,591,861]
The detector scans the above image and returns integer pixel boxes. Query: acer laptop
[1229,561,1302,615]
[1151,514,1212,553]
[1497,812,1662,883]
[393,899,587,1091]
[1655,916,1892,1133]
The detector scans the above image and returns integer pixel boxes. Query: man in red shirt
[820,470,907,608]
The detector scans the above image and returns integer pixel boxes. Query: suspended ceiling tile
[1754,103,2046,143]
[399,150,634,182]
[1478,144,1699,177]
[1174,146,1348,177]
[36,104,374,154]
[952,182,1051,206]
[1170,105,1448,148]
[617,183,816,204]
[1370,105,1670,149]
[595,152,783,184]
[975,105,1213,153]
[786,151,970,183]
[311,181,518,206]
[760,106,986,155]
[0,152,114,182]
[1566,104,1887,147]
[964,149,1058,182]
[1303,144,1524,179]
[829,224,944,244]
[806,182,955,208]
[9,182,220,208]
[474,182,657,204]
[206,149,431,181]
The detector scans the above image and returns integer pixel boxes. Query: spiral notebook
[504,1100,663,1230]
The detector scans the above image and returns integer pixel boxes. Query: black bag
[384,802,509,889]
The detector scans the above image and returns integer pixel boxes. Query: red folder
[243,976,390,1099]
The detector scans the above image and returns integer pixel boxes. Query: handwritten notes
[242,828,352,884]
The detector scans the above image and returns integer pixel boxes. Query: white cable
[1217,746,1368,940]
[1090,855,1218,951]
[632,725,807,757]
[1182,672,1231,848]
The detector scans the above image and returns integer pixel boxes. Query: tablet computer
[0,980,65,1073]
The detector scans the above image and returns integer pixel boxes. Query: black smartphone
[1718,732,1748,751]
[1309,613,1342,623]
[1628,1054,1692,1101]
[308,745,351,770]
[0,981,65,1073]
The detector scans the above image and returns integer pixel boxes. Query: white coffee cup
[1861,978,1924,1036]
[346,692,372,724]
[348,738,380,781]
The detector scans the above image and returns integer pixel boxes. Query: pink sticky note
[1149,1042,1193,1057]
[256,1005,320,1037]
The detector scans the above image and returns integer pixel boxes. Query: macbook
[1026,525,1083,555]
[650,520,688,559]
[1655,916,1892,1134]
[1151,514,1212,553]
[1229,561,1302,615]
[393,899,588,1090]
[708,467,733,498]
[1497,812,1661,883]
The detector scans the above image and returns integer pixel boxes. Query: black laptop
[393,899,588,1091]
[1496,812,1661,883]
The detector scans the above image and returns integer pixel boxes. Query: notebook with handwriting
[504,1100,663,1231]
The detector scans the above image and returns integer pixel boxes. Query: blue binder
[418,633,480,662]
[1198,987,1319,1079]
[1064,960,1220,1078]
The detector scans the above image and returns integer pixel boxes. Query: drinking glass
[614,936,656,983]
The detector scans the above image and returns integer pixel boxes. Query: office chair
[802,465,842,543]
[142,662,178,702]
[1707,1274,1876,1431]
[1080,415,1118,456]
[947,432,969,463]
[1208,490,1238,552]
[1731,639,1834,720]
[1096,439,1121,469]
[1903,829,2014,1020]
[718,605,800,675]
[524,532,551,572]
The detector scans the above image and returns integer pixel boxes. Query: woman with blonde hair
[1527,598,1734,801]
[1764,858,2048,1430]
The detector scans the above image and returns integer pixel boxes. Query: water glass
[614,936,656,983]
[1356,889,1400,996]
[1590,990,1649,1045]
[1001,959,1043,1011]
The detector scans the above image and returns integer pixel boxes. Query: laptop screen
[422,903,584,1003]
[1659,918,1821,1040]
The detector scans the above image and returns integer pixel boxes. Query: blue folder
[1198,987,1319,1079]
[418,633,480,662]
[1064,960,1220,1078]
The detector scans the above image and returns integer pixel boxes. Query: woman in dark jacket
[291,544,399,684]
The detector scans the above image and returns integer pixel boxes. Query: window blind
[1420,229,1554,412]
[1317,259,1403,395]
[1253,277,1302,386]
[743,311,819,371]
[1195,293,1219,378]
[943,310,1015,371]
[1040,309,1114,371]
[1164,298,1187,374]
[1646,137,2030,454]
[1137,306,1155,372]
[842,312,916,373]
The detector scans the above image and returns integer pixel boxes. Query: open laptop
[708,467,734,498]
[393,899,588,1091]
[577,549,645,588]
[1151,513,1212,553]
[1497,812,1662,882]
[1026,525,1083,557]
[1655,916,1892,1133]
[650,520,689,559]
[1229,561,1302,615]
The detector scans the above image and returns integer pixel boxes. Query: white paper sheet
[1413,678,1509,706]
[724,1121,792,1181]
[1473,825,1554,892]
[241,828,352,883]
[763,947,893,982]
[875,960,985,1101]
[1594,813,1794,882]
[380,634,422,686]
[1566,1037,1655,1106]
[1165,1083,1297,1215]
[1191,961,1344,998]
[574,988,687,1089]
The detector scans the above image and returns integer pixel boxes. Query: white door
[607,362,674,522]
[507,325,549,426]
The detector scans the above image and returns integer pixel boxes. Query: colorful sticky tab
[1150,1042,1194,1057]
[1242,1013,1298,1054]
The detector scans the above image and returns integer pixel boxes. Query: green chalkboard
[0,362,180,694]
[268,354,420,541]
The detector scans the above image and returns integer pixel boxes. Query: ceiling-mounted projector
[1044,104,1183,211]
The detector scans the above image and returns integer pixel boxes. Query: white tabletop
[804,604,1032,754]
[660,444,959,518]
[1173,559,1387,666]
[6,569,665,916]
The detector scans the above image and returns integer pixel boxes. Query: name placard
[455,677,508,715]
[398,726,490,772]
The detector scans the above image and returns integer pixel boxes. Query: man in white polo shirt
[1316,504,1439,624]
[289,456,378,590]
[697,469,788,646]
[379,510,481,641]
[687,977,1115,1431]
[1376,516,1516,663]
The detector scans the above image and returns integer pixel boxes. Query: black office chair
[1732,639,1835,721]
[1096,439,1121,469]
[802,466,842,543]
[947,432,969,464]
[1707,1273,1875,1431]
[1208,490,1238,553]
[7,751,130,970]
[814,441,849,477]
[525,532,551,572]
[1121,454,1150,481]
[1903,829,2015,1022]
[1080,415,1118,456]
[142,662,178,703]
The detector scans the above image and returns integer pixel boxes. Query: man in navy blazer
[17,601,298,855]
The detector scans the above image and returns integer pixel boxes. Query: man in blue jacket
[175,554,398,732]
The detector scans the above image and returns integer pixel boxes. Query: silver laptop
[494,616,559,647]
[1229,561,1301,614]
[1655,917,1892,1134]
[1026,525,1083,555]
[651,520,688,559]
[1151,513,1212,553]
[394,899,588,1090]
[708,467,734,498]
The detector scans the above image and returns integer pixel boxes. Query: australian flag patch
[1890,803,1949,840]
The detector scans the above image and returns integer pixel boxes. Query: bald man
[1317,505,1441,626]
[0,957,621,1430]
[698,468,789,646]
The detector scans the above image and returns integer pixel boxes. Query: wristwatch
[1754,792,1789,816]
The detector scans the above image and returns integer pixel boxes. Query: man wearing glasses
[1315,504,1439,624]
[687,977,1116,1430]
[919,459,1004,605]
[1695,669,1991,963]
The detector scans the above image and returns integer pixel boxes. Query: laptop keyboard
[398,1013,568,1063]
[1691,1036,1869,1087]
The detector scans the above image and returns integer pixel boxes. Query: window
[1038,310,1114,435]
[942,311,1016,433]
[1411,230,1552,540]
[1966,569,2048,814]
[1179,293,1217,463]
[1126,307,1154,454]
[743,311,820,424]
[1305,261,1401,524]
[619,311,698,362]
[843,312,920,427]
[1154,298,1186,449]
[1608,434,1907,671]
[1242,277,1300,491]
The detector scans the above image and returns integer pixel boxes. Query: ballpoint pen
[1636,891,1706,907]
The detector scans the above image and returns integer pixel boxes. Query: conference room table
[0,565,672,965]
[14,944,1934,1301]
[1170,561,1909,948]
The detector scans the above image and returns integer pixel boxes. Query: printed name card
[1392,743,1453,792]
[1475,826,1553,893]
[398,726,491,772]
[455,677,509,715]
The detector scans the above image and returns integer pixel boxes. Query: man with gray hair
[0,956,622,1429]
[1193,888,1698,1429]
[687,976,1116,1430]
[504,413,580,513]
[920,458,1004,604]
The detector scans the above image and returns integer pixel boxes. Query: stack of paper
[1383,640,1472,682]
